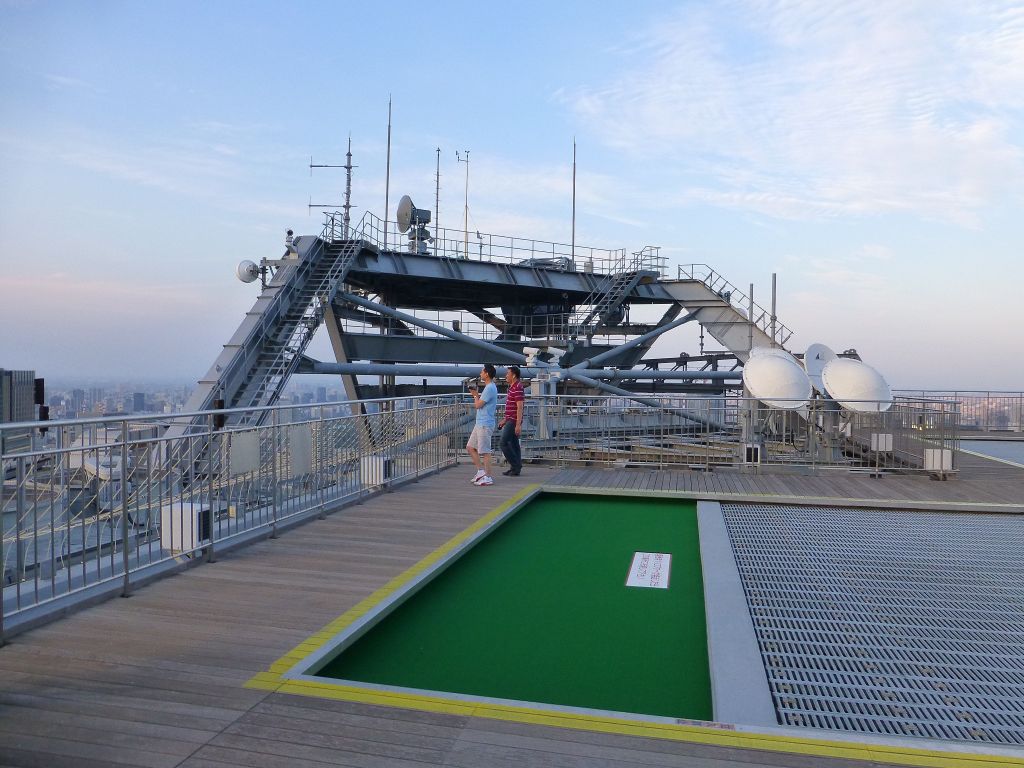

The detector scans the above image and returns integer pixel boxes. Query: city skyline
[2,1,1022,390]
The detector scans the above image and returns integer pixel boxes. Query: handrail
[677,263,793,347]
[330,209,630,276]
[2,391,959,637]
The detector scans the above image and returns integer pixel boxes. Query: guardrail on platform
[496,394,959,475]
[2,391,959,637]
[895,391,1023,435]
[1,395,462,637]
[331,209,633,276]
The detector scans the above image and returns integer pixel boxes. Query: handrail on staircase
[677,263,793,347]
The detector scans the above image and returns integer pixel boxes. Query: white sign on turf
[626,551,671,589]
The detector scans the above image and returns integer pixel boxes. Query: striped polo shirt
[504,379,524,421]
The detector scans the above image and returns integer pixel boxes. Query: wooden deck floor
[1,456,1021,768]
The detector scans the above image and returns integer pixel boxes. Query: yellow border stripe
[256,483,541,676]
[245,483,1021,767]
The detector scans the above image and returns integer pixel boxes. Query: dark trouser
[499,420,522,472]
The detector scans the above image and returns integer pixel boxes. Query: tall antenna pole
[309,143,358,234]
[343,135,353,236]
[384,96,392,250]
[571,139,577,263]
[434,147,441,257]
[456,149,470,259]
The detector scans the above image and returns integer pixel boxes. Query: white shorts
[466,425,493,453]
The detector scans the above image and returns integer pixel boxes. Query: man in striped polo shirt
[499,365,524,476]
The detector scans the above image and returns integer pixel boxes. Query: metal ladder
[233,237,362,415]
[574,247,662,337]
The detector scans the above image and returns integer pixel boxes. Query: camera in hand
[464,376,482,391]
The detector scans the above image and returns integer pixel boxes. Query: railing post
[206,413,217,563]
[270,409,279,539]
[317,406,327,519]
[121,420,132,597]
[414,398,421,480]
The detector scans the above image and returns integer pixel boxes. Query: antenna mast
[309,139,358,236]
[384,97,393,250]
[343,136,354,234]
[571,139,577,263]
[434,147,441,257]
[456,149,470,259]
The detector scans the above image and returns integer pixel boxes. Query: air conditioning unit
[360,456,393,487]
[870,433,893,452]
[160,502,212,554]
[924,448,953,472]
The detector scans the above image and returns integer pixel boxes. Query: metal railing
[1,395,463,636]
[677,264,793,347]
[490,394,959,474]
[895,391,1024,435]
[328,209,632,276]
[2,391,959,637]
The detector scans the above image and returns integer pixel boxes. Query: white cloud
[561,1,1024,223]
[44,73,101,92]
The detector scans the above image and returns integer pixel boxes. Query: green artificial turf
[316,493,712,719]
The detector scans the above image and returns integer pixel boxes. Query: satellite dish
[396,195,431,234]
[803,343,838,395]
[820,358,892,413]
[742,354,812,410]
[396,195,414,233]
[236,260,259,283]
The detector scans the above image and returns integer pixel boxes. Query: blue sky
[2,0,1022,389]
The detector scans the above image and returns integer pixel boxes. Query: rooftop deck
[1,454,1022,768]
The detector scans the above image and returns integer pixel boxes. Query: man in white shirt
[466,363,498,486]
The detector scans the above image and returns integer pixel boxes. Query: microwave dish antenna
[396,194,434,254]
[396,194,431,233]
[803,343,838,395]
[236,260,259,284]
[821,357,892,413]
[742,353,812,410]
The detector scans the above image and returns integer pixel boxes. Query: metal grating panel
[721,503,1024,745]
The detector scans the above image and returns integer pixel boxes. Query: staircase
[167,222,364,438]
[574,246,664,337]
[664,264,793,361]
[232,238,362,415]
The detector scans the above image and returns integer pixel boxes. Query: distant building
[133,392,146,413]
[0,369,35,423]
[71,389,85,417]
[1,368,36,455]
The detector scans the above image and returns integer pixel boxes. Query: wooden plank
[1,462,1020,768]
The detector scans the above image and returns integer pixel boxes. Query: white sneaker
[471,469,485,483]
[475,475,493,486]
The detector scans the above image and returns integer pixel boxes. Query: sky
[1,0,1023,390]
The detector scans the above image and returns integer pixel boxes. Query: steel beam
[303,361,739,381]
[571,314,696,370]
